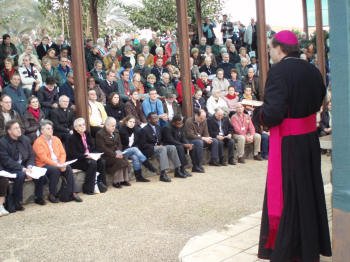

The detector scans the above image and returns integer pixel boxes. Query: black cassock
[253,56,332,261]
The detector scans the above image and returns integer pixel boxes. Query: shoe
[254,154,263,161]
[192,166,205,173]
[160,172,171,182]
[228,158,237,165]
[209,160,220,166]
[15,202,25,211]
[182,169,192,177]
[113,182,122,188]
[220,161,228,166]
[0,205,9,217]
[35,198,46,206]
[98,182,108,193]
[48,194,59,203]
[135,170,150,182]
[72,194,83,202]
[174,168,187,178]
[121,181,131,186]
[238,157,245,164]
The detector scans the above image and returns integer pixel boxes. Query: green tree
[120,0,223,32]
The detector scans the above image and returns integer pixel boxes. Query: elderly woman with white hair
[96,117,130,188]
[206,88,228,116]
[96,37,107,57]
[66,118,108,194]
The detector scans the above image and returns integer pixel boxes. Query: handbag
[57,176,72,202]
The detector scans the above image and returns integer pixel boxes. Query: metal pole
[69,0,89,127]
[302,0,309,38]
[314,0,326,84]
[256,0,268,100]
[176,0,193,118]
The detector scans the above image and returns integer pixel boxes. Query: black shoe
[182,169,192,177]
[192,166,205,173]
[15,203,25,211]
[143,159,157,172]
[254,154,263,161]
[136,175,151,182]
[35,198,46,206]
[209,160,220,166]
[160,173,171,182]
[238,157,246,164]
[113,182,122,188]
[174,168,187,178]
[98,182,108,193]
[121,181,131,186]
[220,161,228,166]
[228,158,237,165]
[49,194,59,203]
[72,194,83,202]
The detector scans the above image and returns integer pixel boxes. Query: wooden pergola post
[176,0,193,118]
[195,0,203,41]
[90,0,99,42]
[69,0,89,125]
[302,0,309,38]
[314,0,326,84]
[256,0,268,100]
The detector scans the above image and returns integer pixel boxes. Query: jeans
[123,147,147,171]
[10,171,26,203]
[261,133,269,159]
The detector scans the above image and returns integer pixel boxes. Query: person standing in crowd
[184,108,220,169]
[252,30,331,261]
[207,107,236,165]
[202,17,216,46]
[3,73,28,116]
[66,118,107,195]
[0,95,23,137]
[33,120,82,203]
[36,36,49,60]
[221,14,233,44]
[96,117,131,189]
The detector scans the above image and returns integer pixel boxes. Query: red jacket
[176,81,195,104]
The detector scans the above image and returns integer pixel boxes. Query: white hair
[73,117,86,128]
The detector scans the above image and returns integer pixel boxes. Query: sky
[223,0,329,29]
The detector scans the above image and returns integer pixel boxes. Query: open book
[26,166,47,179]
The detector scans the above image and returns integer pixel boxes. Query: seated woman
[23,96,45,143]
[88,89,108,137]
[96,117,130,188]
[223,86,240,117]
[196,72,212,99]
[66,118,107,195]
[33,120,82,203]
[206,88,228,116]
[0,165,9,216]
[105,92,125,124]
[42,48,59,68]
[119,115,158,182]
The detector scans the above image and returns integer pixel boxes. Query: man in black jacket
[0,120,46,210]
[207,107,236,165]
[50,95,75,144]
[162,115,192,177]
[138,112,186,182]
[0,94,24,137]
[37,76,59,117]
[99,70,118,98]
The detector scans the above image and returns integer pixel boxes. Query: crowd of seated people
[0,18,331,217]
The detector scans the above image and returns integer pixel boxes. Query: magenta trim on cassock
[265,114,317,249]
[274,30,299,45]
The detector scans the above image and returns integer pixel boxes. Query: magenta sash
[265,114,317,249]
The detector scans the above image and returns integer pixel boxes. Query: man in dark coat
[0,120,46,210]
[49,95,75,144]
[253,30,332,261]
[36,36,50,60]
[37,76,59,117]
[162,115,192,177]
[99,70,118,98]
[0,95,24,137]
[59,72,75,106]
[207,107,236,165]
[137,112,187,182]
[0,34,17,69]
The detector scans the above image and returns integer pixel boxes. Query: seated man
[99,70,118,98]
[0,94,24,138]
[231,103,262,163]
[184,108,220,171]
[162,93,182,122]
[125,90,147,127]
[59,72,75,107]
[37,76,59,117]
[90,60,106,85]
[243,68,260,100]
[142,89,168,127]
[2,73,28,116]
[117,70,135,103]
[66,118,107,195]
[156,72,177,99]
[162,115,192,177]
[50,95,75,144]
[88,89,108,137]
[33,120,82,203]
[0,120,46,210]
[138,112,187,182]
[207,107,236,165]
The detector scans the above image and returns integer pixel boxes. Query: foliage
[120,0,223,32]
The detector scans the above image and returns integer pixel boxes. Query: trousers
[154,145,181,171]
[233,133,261,157]
[123,147,147,171]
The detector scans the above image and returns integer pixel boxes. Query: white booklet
[0,170,17,178]
[87,153,104,161]
[26,166,47,179]
[241,99,263,107]
[60,159,77,167]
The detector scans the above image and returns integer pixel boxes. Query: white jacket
[18,65,42,91]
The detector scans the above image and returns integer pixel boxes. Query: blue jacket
[142,98,167,127]
[3,85,28,116]
[59,81,75,105]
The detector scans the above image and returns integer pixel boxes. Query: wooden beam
[90,0,99,42]
[69,0,89,127]
[195,0,203,41]
[176,0,193,118]
[314,0,326,84]
[302,0,309,38]
[255,0,268,100]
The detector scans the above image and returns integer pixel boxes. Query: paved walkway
[178,184,333,262]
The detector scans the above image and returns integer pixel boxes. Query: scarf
[28,106,40,121]
[226,93,237,100]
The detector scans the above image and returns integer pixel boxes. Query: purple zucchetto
[274,30,298,45]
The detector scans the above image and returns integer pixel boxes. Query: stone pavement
[178,183,333,262]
